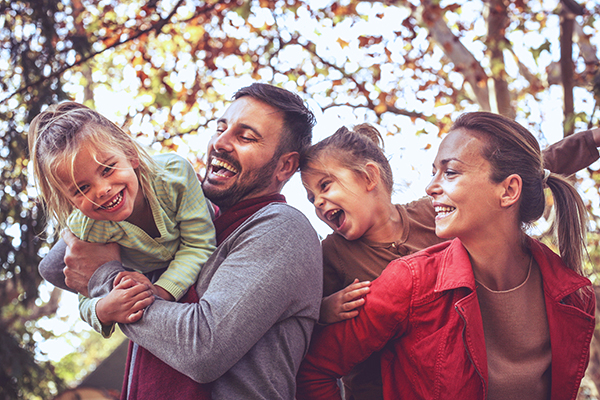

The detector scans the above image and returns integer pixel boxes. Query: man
[41,83,323,399]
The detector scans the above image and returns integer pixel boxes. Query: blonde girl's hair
[300,123,394,197]
[28,102,158,231]
[452,112,588,277]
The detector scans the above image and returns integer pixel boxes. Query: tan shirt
[477,261,551,400]
[322,197,445,296]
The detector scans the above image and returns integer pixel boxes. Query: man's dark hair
[233,83,315,159]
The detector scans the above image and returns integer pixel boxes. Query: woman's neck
[464,232,530,291]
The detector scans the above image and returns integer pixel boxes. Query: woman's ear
[130,156,140,169]
[500,173,522,208]
[364,162,381,192]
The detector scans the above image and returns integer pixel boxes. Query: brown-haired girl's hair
[452,112,588,276]
[300,123,394,197]
[28,102,158,231]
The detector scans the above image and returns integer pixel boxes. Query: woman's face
[301,158,377,241]
[425,129,507,242]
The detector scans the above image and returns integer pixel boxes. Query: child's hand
[152,285,175,301]
[319,279,371,324]
[114,270,153,289]
[96,277,155,325]
[114,271,174,301]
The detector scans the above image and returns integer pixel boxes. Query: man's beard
[202,151,280,211]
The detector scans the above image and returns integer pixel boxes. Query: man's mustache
[208,150,242,173]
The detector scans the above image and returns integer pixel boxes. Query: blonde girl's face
[58,141,144,223]
[301,158,378,241]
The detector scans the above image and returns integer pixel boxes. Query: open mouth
[210,158,239,177]
[325,208,345,229]
[101,190,124,210]
[434,205,455,218]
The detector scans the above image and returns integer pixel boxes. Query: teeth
[434,205,455,215]
[327,209,341,221]
[102,191,123,210]
[211,159,239,174]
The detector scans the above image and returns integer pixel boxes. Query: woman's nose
[425,176,440,197]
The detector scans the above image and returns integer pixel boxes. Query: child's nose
[314,194,325,208]
[96,184,112,198]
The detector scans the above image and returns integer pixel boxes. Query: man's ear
[500,173,522,208]
[275,152,300,184]
[364,162,381,192]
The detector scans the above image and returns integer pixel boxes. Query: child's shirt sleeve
[78,294,115,338]
[152,154,217,300]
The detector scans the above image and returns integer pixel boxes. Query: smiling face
[425,129,507,242]
[302,158,377,241]
[202,96,287,210]
[58,141,143,223]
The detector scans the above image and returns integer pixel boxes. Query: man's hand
[62,229,121,296]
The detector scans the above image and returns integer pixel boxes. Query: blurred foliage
[1,0,599,398]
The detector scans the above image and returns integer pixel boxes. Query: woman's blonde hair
[28,102,158,230]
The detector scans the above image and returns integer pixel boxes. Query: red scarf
[121,194,286,400]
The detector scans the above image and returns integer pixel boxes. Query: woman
[296,112,595,400]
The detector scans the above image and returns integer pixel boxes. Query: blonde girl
[300,122,599,400]
[29,102,216,336]
[298,112,595,399]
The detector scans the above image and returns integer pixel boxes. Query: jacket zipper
[455,305,486,399]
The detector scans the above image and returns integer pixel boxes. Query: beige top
[476,260,551,400]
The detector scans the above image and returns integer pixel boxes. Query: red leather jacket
[297,238,595,400]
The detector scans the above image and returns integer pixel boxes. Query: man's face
[202,96,286,210]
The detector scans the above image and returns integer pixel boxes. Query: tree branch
[414,0,491,111]
[0,0,193,106]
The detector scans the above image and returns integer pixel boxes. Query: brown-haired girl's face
[301,158,379,241]
[57,141,143,223]
[425,129,506,242]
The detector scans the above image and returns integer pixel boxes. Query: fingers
[114,271,152,289]
[60,228,78,246]
[337,309,360,321]
[340,297,366,312]
[342,279,371,293]
[341,280,371,303]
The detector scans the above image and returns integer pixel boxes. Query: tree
[1,0,599,397]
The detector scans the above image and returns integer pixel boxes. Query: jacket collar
[528,238,591,301]
[434,238,477,293]
[433,238,590,299]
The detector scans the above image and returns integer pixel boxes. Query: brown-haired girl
[29,102,216,336]
[299,120,599,399]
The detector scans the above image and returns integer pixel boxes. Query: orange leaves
[358,35,383,48]
[337,38,349,49]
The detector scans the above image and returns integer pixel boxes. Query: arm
[61,230,121,296]
[93,206,322,383]
[153,155,216,300]
[38,231,121,296]
[296,259,413,399]
[542,128,600,176]
[38,239,73,293]
[79,272,155,337]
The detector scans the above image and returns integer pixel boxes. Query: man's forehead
[221,97,283,122]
